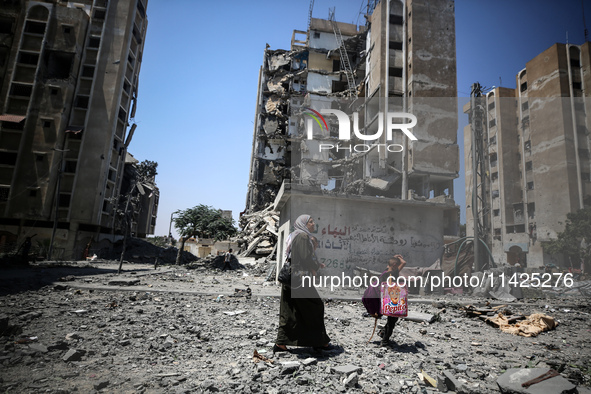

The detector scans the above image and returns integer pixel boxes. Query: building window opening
[44,51,74,79]
[18,52,39,65]
[64,160,77,173]
[488,101,495,111]
[524,140,531,150]
[118,107,127,122]
[0,186,9,201]
[93,9,106,19]
[489,118,496,128]
[81,65,95,78]
[2,121,24,131]
[24,20,46,34]
[389,14,403,25]
[332,59,340,72]
[137,0,146,18]
[10,83,32,97]
[58,193,71,208]
[50,88,59,95]
[62,25,71,34]
[521,101,528,111]
[493,209,500,217]
[75,95,89,109]
[388,67,403,77]
[29,189,37,197]
[520,81,527,92]
[0,151,17,166]
[527,202,535,218]
[88,36,101,48]
[525,161,532,171]
[43,120,51,128]
[527,181,534,190]
[489,152,498,167]
[0,17,13,34]
[389,41,403,50]
[313,31,320,39]
[573,82,582,90]
[0,48,7,68]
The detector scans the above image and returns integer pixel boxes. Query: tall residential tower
[0,0,155,259]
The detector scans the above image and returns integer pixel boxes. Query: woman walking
[274,214,332,353]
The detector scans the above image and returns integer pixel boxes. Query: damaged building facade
[244,0,460,275]
[464,42,591,268]
[0,0,157,259]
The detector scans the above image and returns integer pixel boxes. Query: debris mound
[109,237,198,265]
[238,205,279,259]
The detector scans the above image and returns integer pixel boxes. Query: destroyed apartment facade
[464,42,591,268]
[0,0,158,260]
[243,0,460,274]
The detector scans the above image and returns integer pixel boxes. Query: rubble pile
[185,254,245,271]
[0,263,590,393]
[238,206,280,258]
[109,237,198,266]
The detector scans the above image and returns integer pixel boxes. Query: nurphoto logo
[305,108,418,153]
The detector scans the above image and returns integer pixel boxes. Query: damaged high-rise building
[0,0,157,259]
[464,42,591,269]
[245,0,460,274]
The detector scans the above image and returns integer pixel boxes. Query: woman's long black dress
[276,233,330,347]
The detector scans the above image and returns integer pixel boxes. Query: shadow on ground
[0,262,154,296]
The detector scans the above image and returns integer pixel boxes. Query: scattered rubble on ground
[0,261,590,393]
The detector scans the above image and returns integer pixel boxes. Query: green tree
[173,205,237,264]
[544,207,591,270]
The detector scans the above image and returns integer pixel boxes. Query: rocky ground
[0,259,590,393]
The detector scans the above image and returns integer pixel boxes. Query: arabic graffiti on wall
[310,222,441,271]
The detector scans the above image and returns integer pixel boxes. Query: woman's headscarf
[285,214,313,258]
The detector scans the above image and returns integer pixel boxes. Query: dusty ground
[0,259,590,393]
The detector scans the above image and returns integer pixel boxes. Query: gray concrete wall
[276,187,448,277]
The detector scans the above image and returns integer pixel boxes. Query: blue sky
[130,0,591,237]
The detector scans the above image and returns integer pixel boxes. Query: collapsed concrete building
[464,42,591,269]
[0,0,157,260]
[243,0,461,275]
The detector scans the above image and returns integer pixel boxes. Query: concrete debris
[238,207,280,259]
[62,348,86,362]
[331,364,362,375]
[267,50,291,71]
[1,261,590,393]
[404,311,436,324]
[343,372,359,388]
[496,368,576,394]
[472,270,517,302]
